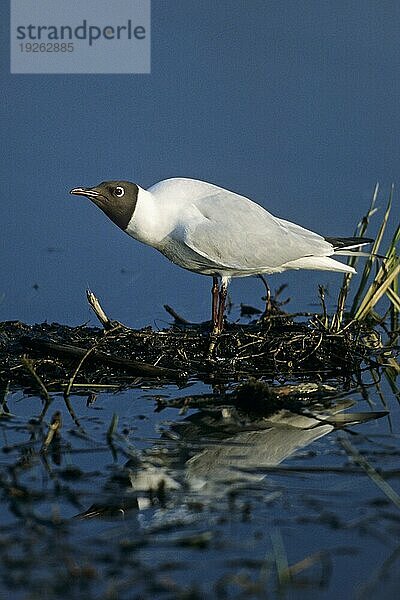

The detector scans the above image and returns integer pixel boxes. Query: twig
[86,289,127,330]
[64,332,115,398]
[41,411,62,452]
[164,304,190,324]
[318,285,329,329]
[56,383,123,390]
[21,356,51,404]
[21,337,184,381]
[63,394,83,428]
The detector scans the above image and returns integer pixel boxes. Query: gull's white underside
[125,177,356,281]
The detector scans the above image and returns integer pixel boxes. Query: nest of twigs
[0,308,382,394]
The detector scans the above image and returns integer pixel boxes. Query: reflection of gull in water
[76,397,386,517]
[184,409,337,492]
[172,402,359,495]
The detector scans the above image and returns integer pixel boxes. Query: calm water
[0,369,399,599]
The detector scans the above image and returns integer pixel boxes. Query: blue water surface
[1,1,399,326]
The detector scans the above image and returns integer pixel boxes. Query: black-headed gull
[71,178,371,332]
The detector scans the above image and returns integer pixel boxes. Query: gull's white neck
[124,186,178,247]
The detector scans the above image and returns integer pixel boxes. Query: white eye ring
[114,186,125,197]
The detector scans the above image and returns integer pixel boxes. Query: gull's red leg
[258,274,272,319]
[211,276,219,329]
[216,281,228,333]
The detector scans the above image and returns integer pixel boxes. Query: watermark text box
[11,0,151,74]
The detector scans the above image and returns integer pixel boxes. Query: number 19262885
[19,43,74,52]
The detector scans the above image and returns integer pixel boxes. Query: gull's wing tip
[325,236,374,251]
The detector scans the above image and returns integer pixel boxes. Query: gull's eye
[114,186,125,198]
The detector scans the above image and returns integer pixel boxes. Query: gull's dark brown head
[70,180,139,230]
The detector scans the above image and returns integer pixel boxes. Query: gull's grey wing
[182,190,333,272]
